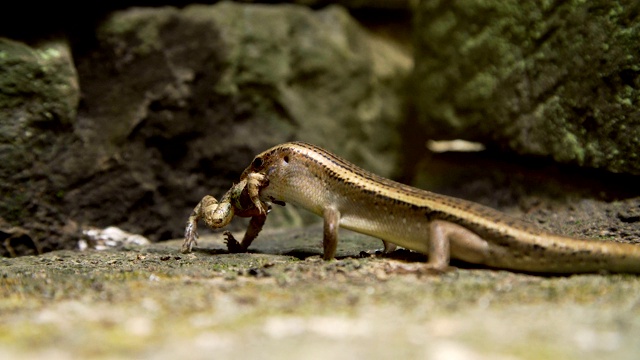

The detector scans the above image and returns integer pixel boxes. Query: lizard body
[183,142,640,274]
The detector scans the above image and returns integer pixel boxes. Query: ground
[2,195,640,359]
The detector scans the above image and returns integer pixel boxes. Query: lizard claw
[255,200,268,215]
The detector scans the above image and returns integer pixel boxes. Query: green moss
[98,8,176,57]
[414,0,640,174]
[562,132,586,164]
[0,189,28,223]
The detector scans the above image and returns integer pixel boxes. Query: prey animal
[182,175,270,254]
[182,142,640,274]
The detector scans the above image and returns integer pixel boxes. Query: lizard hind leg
[424,220,490,273]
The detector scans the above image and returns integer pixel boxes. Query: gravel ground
[2,197,640,359]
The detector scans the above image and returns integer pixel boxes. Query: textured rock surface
[414,0,640,174]
[71,2,410,236]
[0,3,411,255]
[0,37,80,255]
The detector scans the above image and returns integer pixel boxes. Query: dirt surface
[2,196,640,359]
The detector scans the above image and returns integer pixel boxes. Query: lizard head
[240,143,298,181]
[239,141,332,210]
[238,143,301,206]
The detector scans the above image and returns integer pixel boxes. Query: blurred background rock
[1,0,638,256]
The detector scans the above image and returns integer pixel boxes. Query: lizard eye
[252,157,263,169]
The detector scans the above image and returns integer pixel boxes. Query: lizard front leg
[224,212,268,253]
[381,241,397,254]
[246,172,268,215]
[223,172,271,253]
[322,206,341,260]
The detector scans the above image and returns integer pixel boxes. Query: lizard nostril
[283,155,289,163]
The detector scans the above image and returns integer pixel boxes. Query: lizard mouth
[268,196,286,207]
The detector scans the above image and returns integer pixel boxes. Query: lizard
[182,141,640,274]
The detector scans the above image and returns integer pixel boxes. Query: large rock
[72,2,410,233]
[414,0,640,175]
[1,2,411,255]
[0,37,80,255]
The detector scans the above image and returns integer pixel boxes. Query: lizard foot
[415,265,457,277]
[224,231,246,253]
[385,262,456,276]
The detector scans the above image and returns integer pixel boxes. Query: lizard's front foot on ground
[224,231,246,253]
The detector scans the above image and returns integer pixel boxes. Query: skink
[183,141,640,274]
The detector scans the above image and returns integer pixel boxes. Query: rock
[414,0,640,175]
[0,38,79,125]
[1,3,411,255]
[70,2,410,237]
[81,2,410,173]
[80,226,151,251]
[0,37,80,254]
